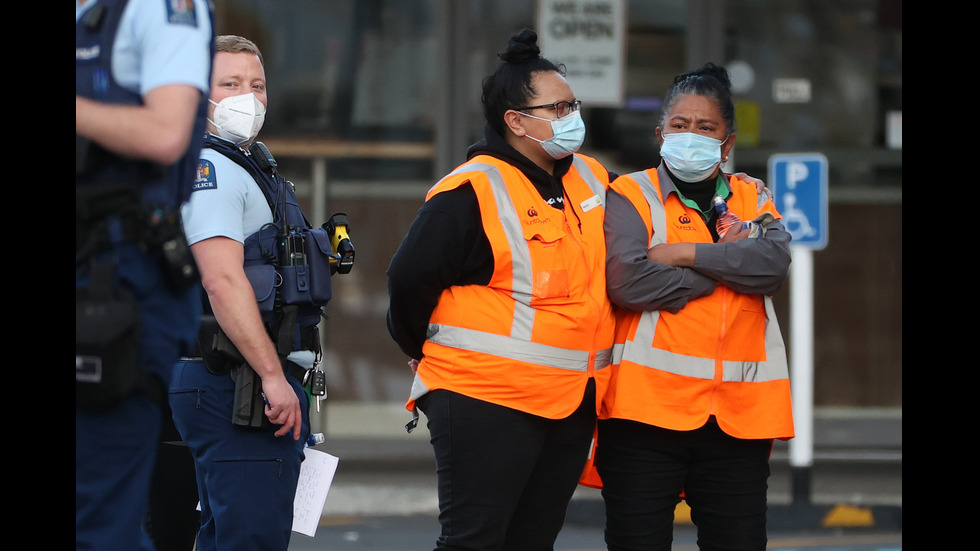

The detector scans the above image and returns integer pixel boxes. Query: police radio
[249,142,277,172]
[323,212,354,274]
[145,207,200,293]
[281,226,306,266]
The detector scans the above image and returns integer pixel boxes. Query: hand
[719,223,751,243]
[262,373,302,439]
[407,359,420,374]
[732,172,773,200]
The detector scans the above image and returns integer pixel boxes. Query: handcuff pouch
[76,260,145,411]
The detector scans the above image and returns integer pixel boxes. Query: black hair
[481,28,565,137]
[659,62,736,134]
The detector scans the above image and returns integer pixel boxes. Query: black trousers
[145,402,200,551]
[596,418,773,551]
[417,379,596,551]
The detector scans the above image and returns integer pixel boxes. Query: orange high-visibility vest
[600,168,794,440]
[406,154,615,419]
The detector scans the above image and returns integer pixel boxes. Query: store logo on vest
[675,213,698,231]
[523,208,551,226]
[193,160,217,191]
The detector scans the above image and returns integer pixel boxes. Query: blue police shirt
[182,143,319,369]
[76,0,211,99]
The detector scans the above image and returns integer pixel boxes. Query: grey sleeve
[693,219,793,295]
[604,189,717,313]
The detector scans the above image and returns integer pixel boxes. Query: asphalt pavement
[292,404,901,549]
[289,514,902,551]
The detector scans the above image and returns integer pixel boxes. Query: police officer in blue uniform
[169,35,344,551]
[75,0,213,550]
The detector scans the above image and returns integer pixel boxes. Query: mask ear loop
[516,111,553,145]
[517,111,550,122]
[720,132,733,162]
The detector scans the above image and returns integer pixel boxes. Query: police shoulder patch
[193,159,217,191]
[165,0,198,27]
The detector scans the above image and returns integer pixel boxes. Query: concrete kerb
[564,492,903,532]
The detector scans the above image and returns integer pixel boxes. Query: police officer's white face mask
[209,92,266,145]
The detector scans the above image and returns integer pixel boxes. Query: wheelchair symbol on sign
[770,152,827,249]
[781,161,817,240]
[781,193,816,239]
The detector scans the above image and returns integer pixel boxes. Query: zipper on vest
[564,190,583,234]
[564,207,600,376]
[709,286,733,416]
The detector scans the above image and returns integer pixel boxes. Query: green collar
[674,174,730,215]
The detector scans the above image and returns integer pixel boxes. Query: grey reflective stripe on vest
[410,372,428,401]
[412,159,612,401]
[611,171,789,383]
[427,325,612,372]
[447,161,536,338]
[625,170,666,247]
[416,328,612,401]
[571,156,607,203]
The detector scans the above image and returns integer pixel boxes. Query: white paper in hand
[291,448,340,537]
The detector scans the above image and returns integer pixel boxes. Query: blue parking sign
[768,153,828,250]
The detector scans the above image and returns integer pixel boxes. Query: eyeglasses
[518,99,582,119]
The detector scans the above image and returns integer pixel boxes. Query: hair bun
[674,62,732,91]
[499,28,540,64]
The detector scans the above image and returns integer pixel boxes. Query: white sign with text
[537,0,626,107]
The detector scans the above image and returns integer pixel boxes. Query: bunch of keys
[303,368,327,412]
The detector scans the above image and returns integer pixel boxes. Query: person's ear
[721,132,737,162]
[503,110,526,137]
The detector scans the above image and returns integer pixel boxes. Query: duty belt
[76,210,143,265]
[76,183,144,264]
[194,315,314,385]
[283,360,309,384]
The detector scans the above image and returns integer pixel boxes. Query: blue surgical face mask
[521,111,586,160]
[659,132,728,182]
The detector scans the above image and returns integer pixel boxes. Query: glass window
[215,0,440,181]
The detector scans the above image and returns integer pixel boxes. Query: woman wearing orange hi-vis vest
[386,28,616,550]
[593,63,794,551]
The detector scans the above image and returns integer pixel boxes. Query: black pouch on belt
[76,260,145,412]
[231,363,271,429]
[198,315,245,375]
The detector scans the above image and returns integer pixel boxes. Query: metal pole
[788,245,814,504]
[312,157,327,226]
[685,0,726,69]
[312,156,328,435]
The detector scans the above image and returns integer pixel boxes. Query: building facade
[212,0,902,417]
